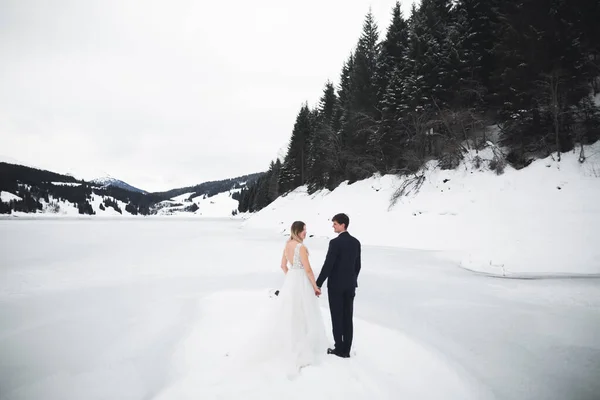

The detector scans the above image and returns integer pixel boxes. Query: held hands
[314,287,322,297]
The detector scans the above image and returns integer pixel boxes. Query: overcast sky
[0,0,416,192]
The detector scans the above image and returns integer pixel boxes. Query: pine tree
[352,9,381,118]
[337,54,355,149]
[400,3,428,114]
[492,0,596,163]
[375,66,410,171]
[376,2,409,104]
[251,175,270,211]
[342,10,381,181]
[422,0,458,107]
[373,2,410,171]
[236,187,249,213]
[338,56,355,115]
[279,104,315,192]
[307,82,340,192]
[574,0,600,94]
[455,0,501,102]
[125,203,138,215]
[267,159,282,201]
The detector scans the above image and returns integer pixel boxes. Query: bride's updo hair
[289,221,306,242]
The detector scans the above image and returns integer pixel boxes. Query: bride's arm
[280,249,288,274]
[299,246,318,290]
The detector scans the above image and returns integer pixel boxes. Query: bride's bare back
[280,239,320,296]
[284,240,303,267]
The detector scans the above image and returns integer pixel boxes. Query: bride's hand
[314,287,321,297]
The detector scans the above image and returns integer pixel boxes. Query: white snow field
[1,218,599,400]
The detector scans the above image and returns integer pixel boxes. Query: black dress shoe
[327,348,350,358]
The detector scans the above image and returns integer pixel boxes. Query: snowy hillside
[153,189,241,217]
[7,193,139,218]
[2,189,242,218]
[1,162,255,217]
[244,142,600,277]
[1,191,22,202]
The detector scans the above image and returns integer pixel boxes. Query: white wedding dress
[238,242,328,376]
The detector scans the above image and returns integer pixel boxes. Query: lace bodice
[288,243,304,270]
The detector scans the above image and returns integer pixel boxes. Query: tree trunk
[553,77,561,162]
[579,142,586,163]
[541,70,563,163]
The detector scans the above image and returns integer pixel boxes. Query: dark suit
[316,231,361,355]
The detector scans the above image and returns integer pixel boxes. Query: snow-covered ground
[1,219,599,400]
[245,142,600,277]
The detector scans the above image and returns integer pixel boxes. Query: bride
[276,221,328,372]
[239,221,328,376]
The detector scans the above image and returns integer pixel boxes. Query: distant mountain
[92,176,147,194]
[0,161,265,217]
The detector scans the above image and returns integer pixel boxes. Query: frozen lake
[1,218,599,399]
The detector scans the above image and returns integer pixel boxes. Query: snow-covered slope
[244,142,600,277]
[170,192,196,202]
[191,190,241,217]
[1,191,22,202]
[2,185,242,218]
[6,193,138,218]
[154,189,241,217]
[1,159,260,217]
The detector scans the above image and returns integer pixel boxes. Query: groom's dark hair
[332,213,349,229]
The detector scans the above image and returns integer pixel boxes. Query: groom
[316,213,361,358]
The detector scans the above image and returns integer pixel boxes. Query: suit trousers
[327,288,356,354]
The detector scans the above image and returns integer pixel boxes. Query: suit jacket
[316,231,361,291]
